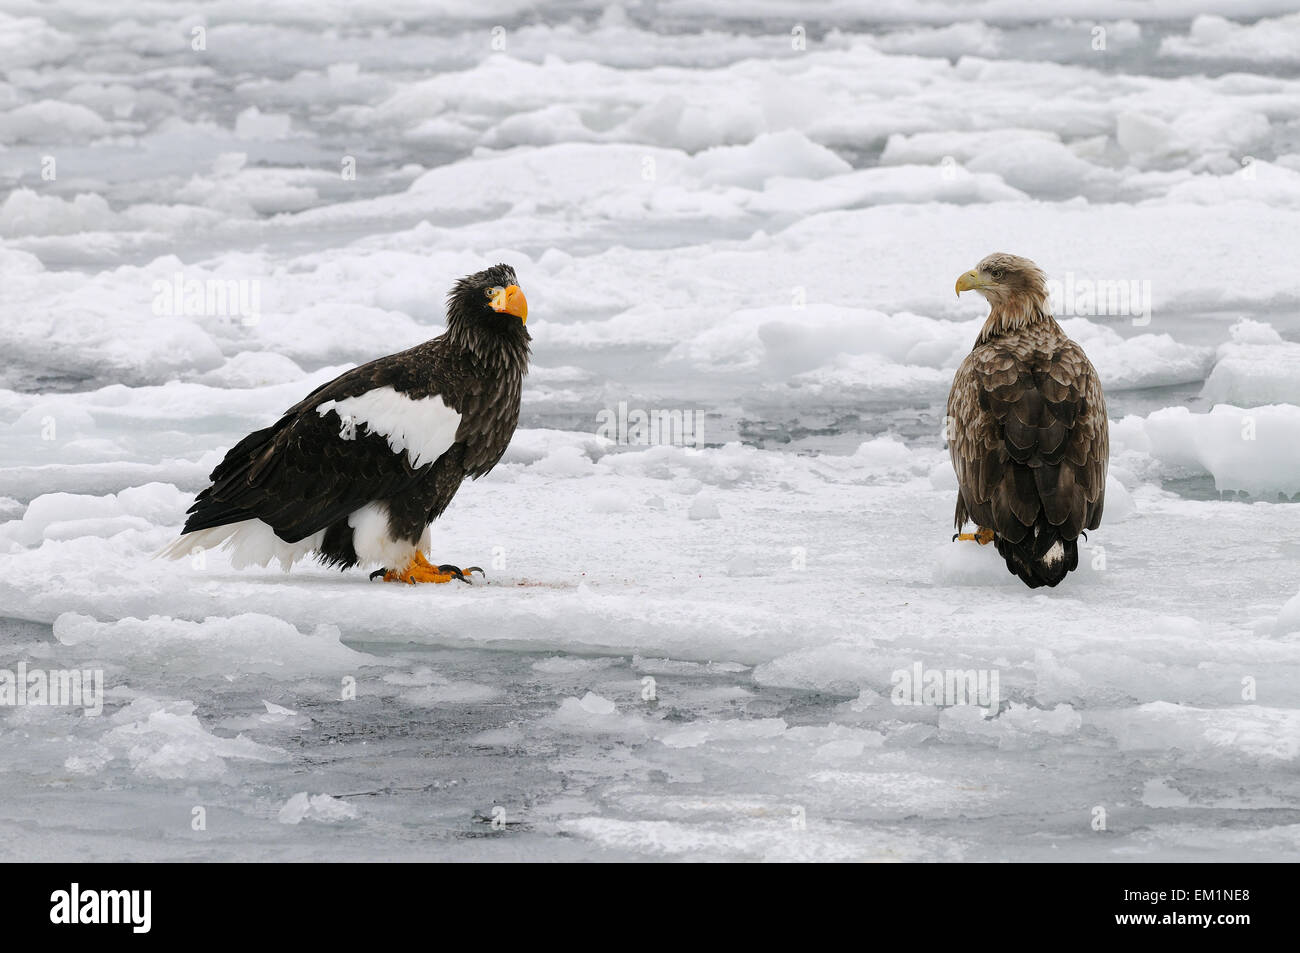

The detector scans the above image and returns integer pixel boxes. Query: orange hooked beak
[490,284,528,323]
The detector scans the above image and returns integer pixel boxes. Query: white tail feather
[157,519,325,571]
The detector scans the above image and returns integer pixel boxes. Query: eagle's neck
[977,293,1057,344]
[444,315,531,379]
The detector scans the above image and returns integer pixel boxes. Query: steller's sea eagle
[162,264,529,584]
[948,253,1108,588]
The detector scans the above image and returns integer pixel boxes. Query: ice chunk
[579,692,616,715]
[687,494,721,520]
[278,793,359,824]
[659,718,787,749]
[1201,320,1300,406]
[1143,405,1300,496]
[967,138,1114,199]
[103,698,287,781]
[939,703,1082,749]
[53,613,380,677]
[234,106,292,140]
[0,190,117,236]
[198,351,306,389]
[0,100,108,142]
[0,12,76,69]
[1161,13,1300,63]
[1091,702,1300,763]
[689,131,851,189]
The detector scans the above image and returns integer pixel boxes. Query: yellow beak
[491,284,528,323]
[955,270,984,296]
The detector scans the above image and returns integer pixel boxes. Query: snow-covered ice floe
[1,1,1299,862]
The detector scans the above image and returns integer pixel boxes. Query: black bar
[8,862,1285,940]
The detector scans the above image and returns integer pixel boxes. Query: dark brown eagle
[947,253,1108,588]
[162,264,529,584]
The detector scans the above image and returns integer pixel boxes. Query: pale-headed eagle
[948,253,1108,588]
[162,264,529,584]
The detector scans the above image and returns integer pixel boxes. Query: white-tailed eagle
[948,253,1108,588]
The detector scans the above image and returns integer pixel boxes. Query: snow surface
[1,2,1299,862]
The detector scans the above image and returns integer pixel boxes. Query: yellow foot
[369,552,484,585]
[953,526,995,545]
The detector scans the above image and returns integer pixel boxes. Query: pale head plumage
[956,253,1053,343]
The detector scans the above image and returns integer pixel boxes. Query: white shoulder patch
[317,386,462,468]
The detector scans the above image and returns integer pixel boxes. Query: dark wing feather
[181,341,454,543]
[947,333,1107,542]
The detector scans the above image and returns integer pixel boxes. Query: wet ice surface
[3,448,1300,862]
[3,2,1300,861]
[6,617,1299,863]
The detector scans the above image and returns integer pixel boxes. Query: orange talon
[371,552,483,584]
[954,527,996,545]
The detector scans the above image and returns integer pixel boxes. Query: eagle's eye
[989,267,1005,280]
[485,286,503,299]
